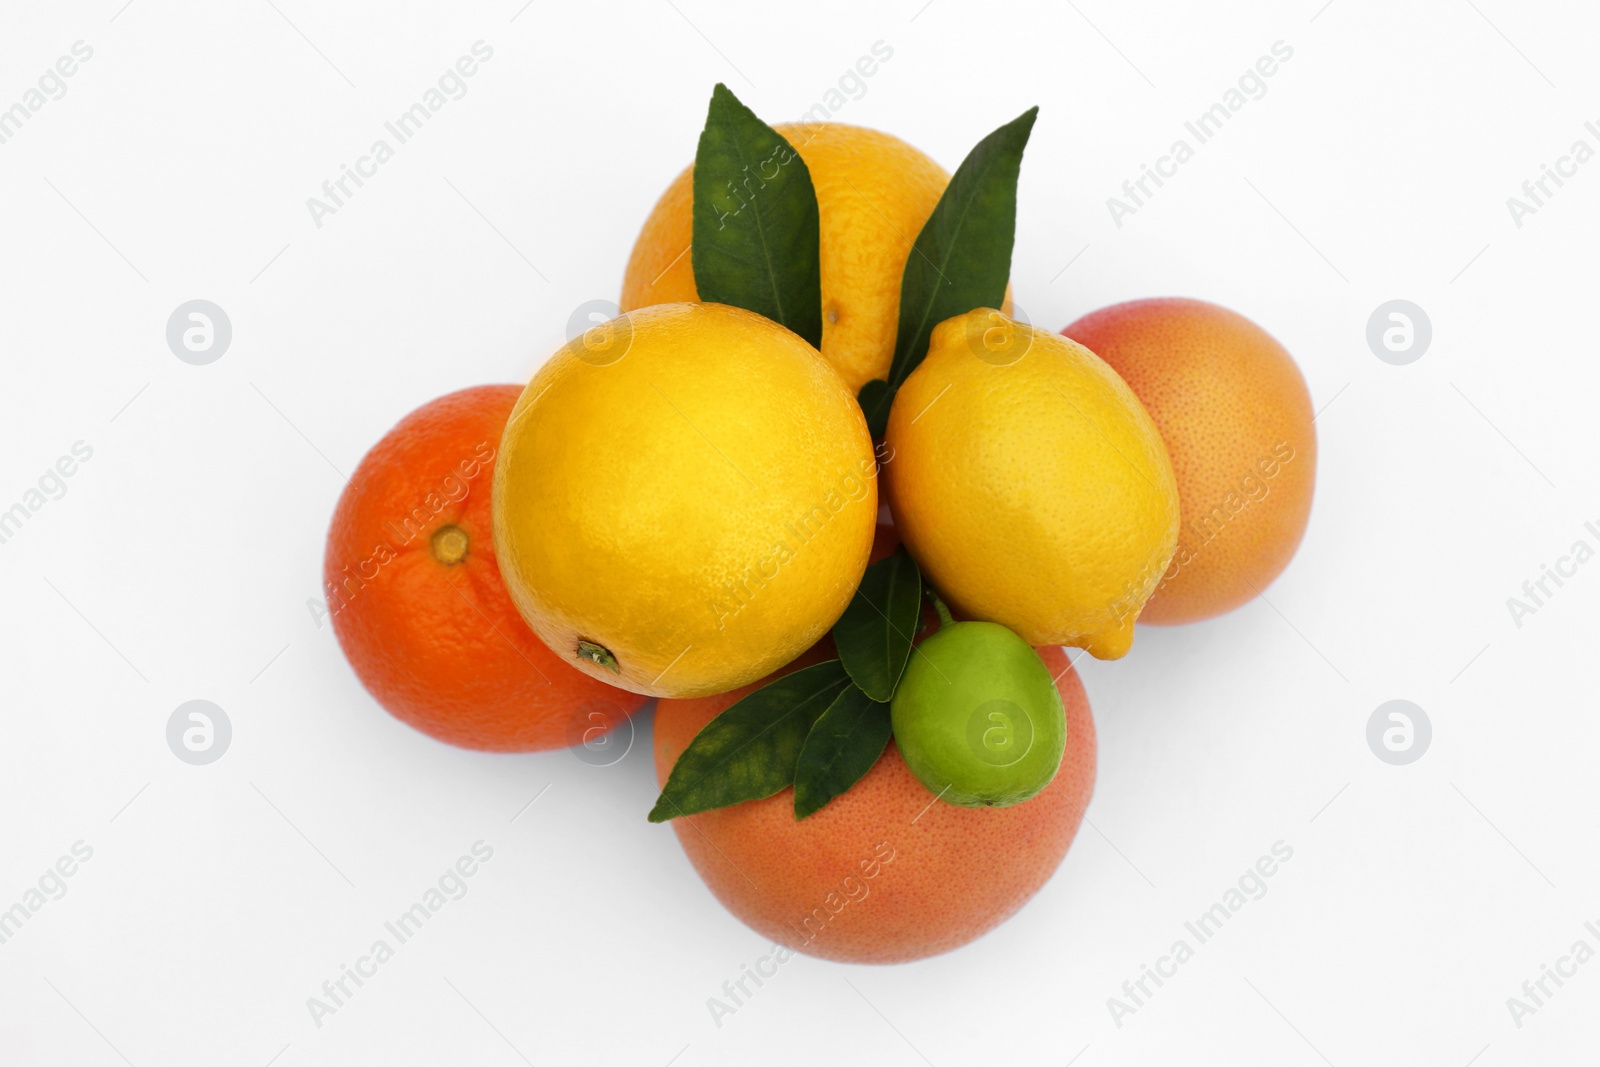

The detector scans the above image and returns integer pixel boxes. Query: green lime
[890,621,1066,807]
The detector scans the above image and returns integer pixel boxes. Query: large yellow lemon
[493,302,877,698]
[621,122,951,395]
[884,309,1180,659]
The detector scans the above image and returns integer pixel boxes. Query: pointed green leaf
[692,83,823,347]
[832,549,922,702]
[859,106,1038,435]
[648,660,849,822]
[792,686,892,820]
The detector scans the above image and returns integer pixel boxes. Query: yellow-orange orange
[621,122,951,395]
[325,386,647,751]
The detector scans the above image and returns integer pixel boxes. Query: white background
[2,0,1597,1063]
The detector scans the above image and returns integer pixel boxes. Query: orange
[653,527,1096,963]
[620,122,951,394]
[325,385,647,751]
[1063,298,1316,624]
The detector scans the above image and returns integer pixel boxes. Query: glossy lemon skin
[884,309,1179,658]
[493,302,878,698]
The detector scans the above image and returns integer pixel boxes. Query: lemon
[621,123,951,395]
[493,302,877,698]
[884,309,1179,658]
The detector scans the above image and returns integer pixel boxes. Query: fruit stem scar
[577,640,621,673]
[430,524,469,565]
[928,588,955,629]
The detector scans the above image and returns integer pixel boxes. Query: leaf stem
[928,588,955,630]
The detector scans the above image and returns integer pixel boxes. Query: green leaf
[831,549,922,702]
[858,106,1038,436]
[648,660,849,822]
[692,83,823,347]
[856,379,893,441]
[792,685,892,820]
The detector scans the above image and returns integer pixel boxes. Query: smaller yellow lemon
[493,302,877,698]
[884,309,1179,658]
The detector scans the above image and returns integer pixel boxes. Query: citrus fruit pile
[324,84,1316,964]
